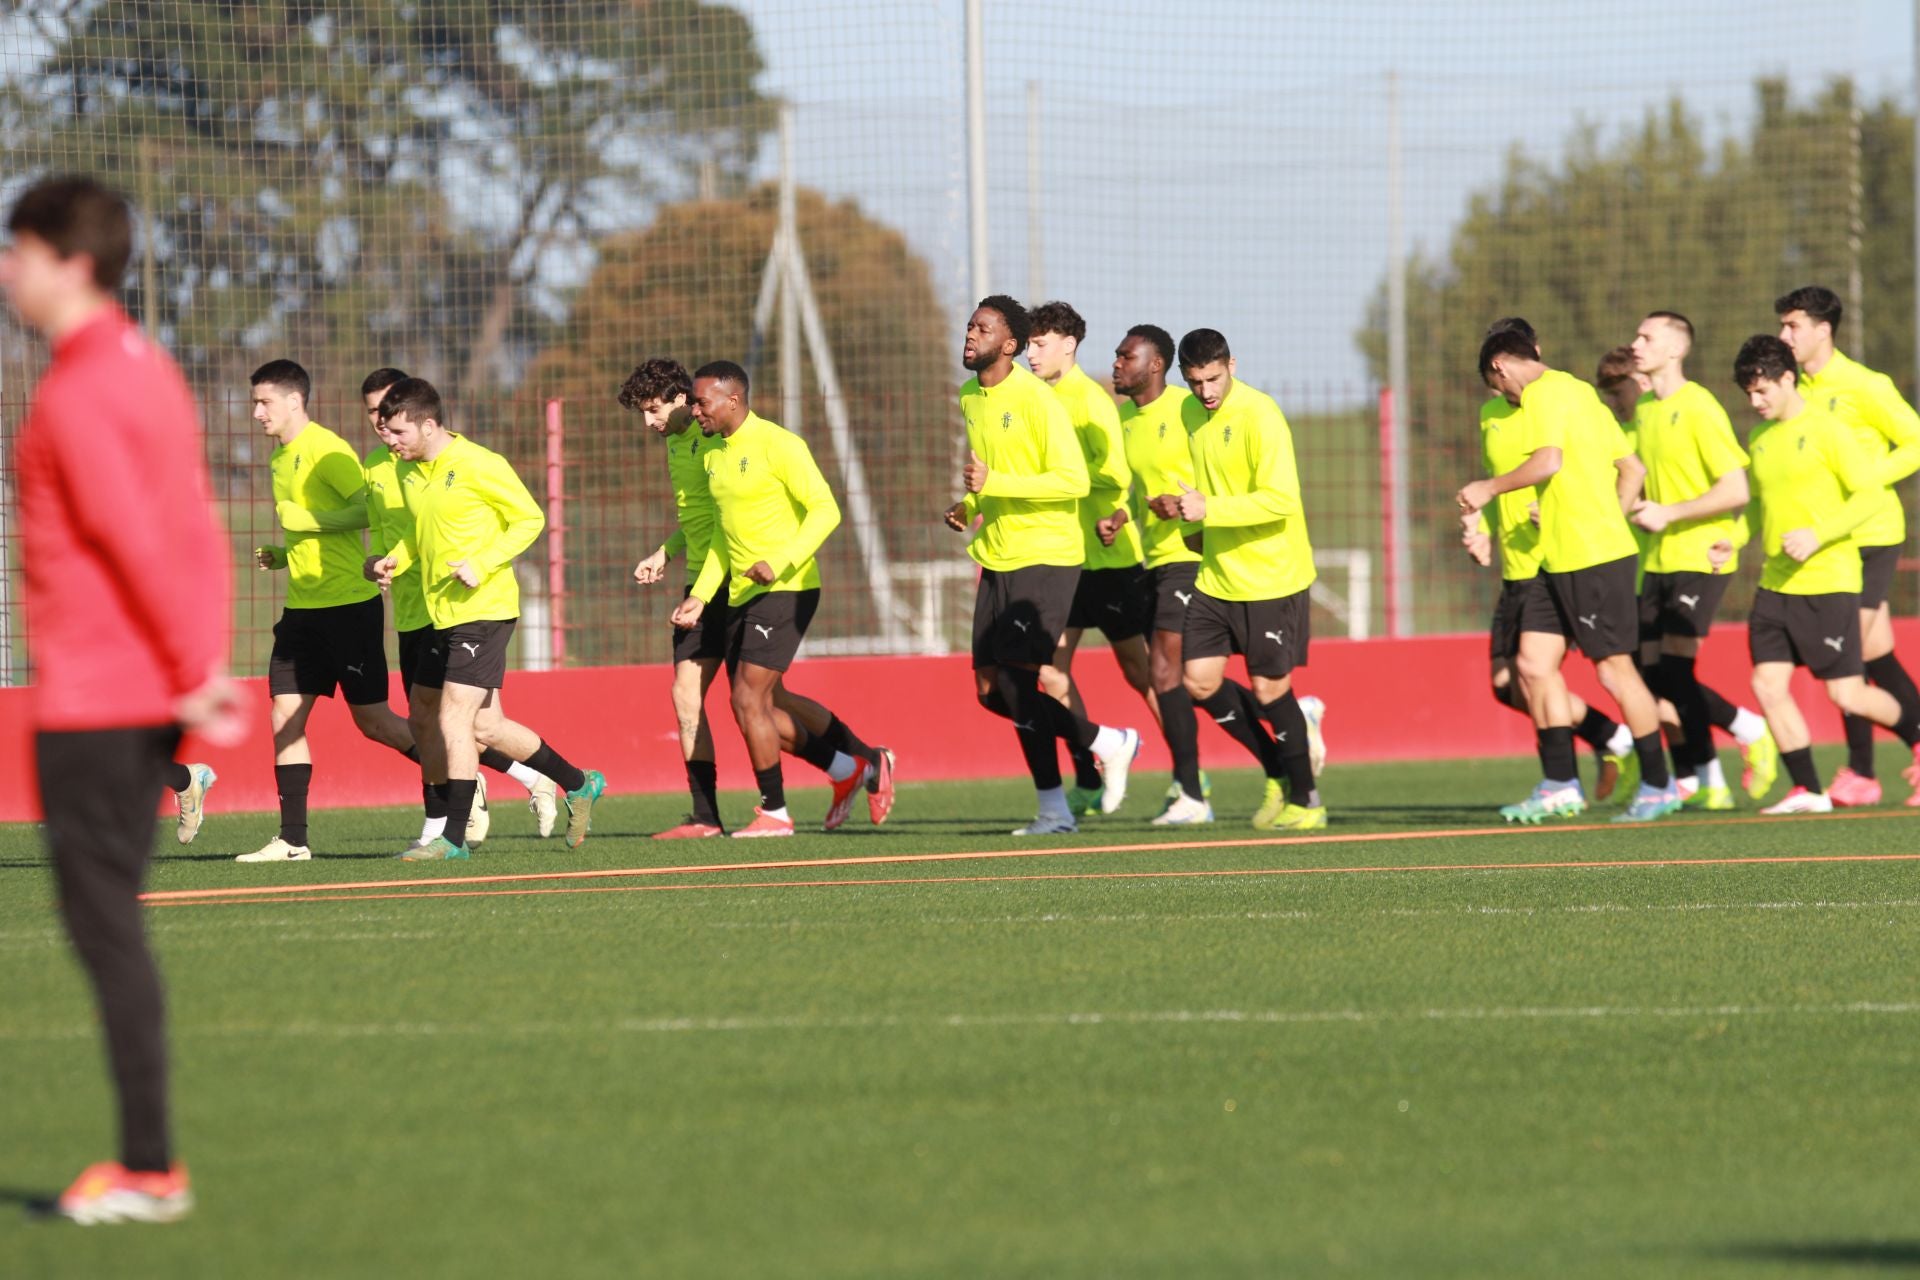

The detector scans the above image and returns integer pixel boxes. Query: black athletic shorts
[1146,561,1202,637]
[971,564,1080,669]
[1749,587,1861,680]
[1488,575,1561,660]
[1183,586,1311,679]
[1542,554,1638,659]
[1067,565,1151,641]
[673,583,730,665]
[1638,570,1733,641]
[398,624,434,697]
[412,619,517,692]
[726,588,818,674]
[1860,544,1900,611]
[268,595,389,704]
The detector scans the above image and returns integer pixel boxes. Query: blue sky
[735,0,1912,393]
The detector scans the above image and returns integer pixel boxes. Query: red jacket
[15,307,230,730]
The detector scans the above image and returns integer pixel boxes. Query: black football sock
[443,779,478,847]
[686,760,721,826]
[754,764,787,812]
[1158,686,1204,800]
[1258,693,1318,807]
[396,743,421,763]
[1536,726,1577,784]
[1574,705,1620,754]
[1699,683,1739,732]
[478,746,519,775]
[1633,731,1672,790]
[1069,743,1103,791]
[1782,746,1822,794]
[163,761,192,793]
[822,715,879,767]
[1868,654,1920,748]
[995,667,1099,751]
[274,763,312,847]
[1843,713,1877,777]
[1195,683,1283,778]
[1658,654,1713,785]
[522,741,586,793]
[423,781,448,821]
[792,727,837,774]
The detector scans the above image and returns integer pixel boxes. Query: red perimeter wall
[2,622,1911,821]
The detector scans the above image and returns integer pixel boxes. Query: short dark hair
[1774,286,1842,330]
[361,366,409,398]
[1645,311,1694,343]
[692,359,750,397]
[976,294,1032,355]
[1125,324,1175,370]
[1595,346,1638,388]
[1478,329,1541,381]
[1030,300,1086,344]
[618,357,694,411]
[1177,328,1231,370]
[251,359,312,404]
[1485,316,1537,346]
[6,175,133,292]
[376,376,445,426]
[1734,335,1798,390]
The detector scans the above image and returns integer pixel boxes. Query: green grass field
[6,749,1920,1278]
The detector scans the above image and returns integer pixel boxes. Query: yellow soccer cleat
[1251,778,1288,830]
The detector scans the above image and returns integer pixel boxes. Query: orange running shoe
[1827,767,1882,808]
[653,818,725,840]
[823,759,871,832]
[867,748,896,826]
[57,1161,193,1225]
[731,808,795,838]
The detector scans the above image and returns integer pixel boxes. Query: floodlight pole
[965,0,990,301]
[1385,69,1412,638]
[779,106,803,437]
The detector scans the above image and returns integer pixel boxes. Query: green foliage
[0,0,774,397]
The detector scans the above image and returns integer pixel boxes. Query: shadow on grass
[0,1185,60,1219]
[1705,1240,1920,1268]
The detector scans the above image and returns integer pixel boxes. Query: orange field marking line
[137,807,1918,904]
[142,850,1920,910]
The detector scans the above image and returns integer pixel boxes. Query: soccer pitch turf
[6,750,1920,1278]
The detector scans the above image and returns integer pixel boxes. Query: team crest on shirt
[1001,411,1013,430]
[1670,410,1680,425]
[1798,435,1807,451]
[1830,396,1839,411]
[1158,421,1167,439]
[294,455,303,471]
[1222,426,1232,443]
[739,455,749,473]
[445,469,456,488]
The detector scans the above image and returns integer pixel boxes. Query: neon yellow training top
[1052,364,1143,571]
[1186,379,1315,602]
[1120,385,1203,569]
[1522,370,1640,574]
[394,435,546,628]
[691,412,841,608]
[1479,395,1546,582]
[1748,403,1881,595]
[270,421,378,610]
[1633,381,1750,576]
[958,363,1089,571]
[656,424,720,584]
[363,442,431,633]
[1798,349,1920,549]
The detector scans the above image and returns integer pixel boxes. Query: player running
[239,359,422,862]
[1733,335,1920,813]
[625,358,893,837]
[371,378,606,859]
[947,295,1141,834]
[1160,328,1326,830]
[1776,285,1920,805]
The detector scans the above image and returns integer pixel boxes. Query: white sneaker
[1093,727,1141,814]
[529,775,559,839]
[1299,695,1327,778]
[236,837,311,863]
[1013,813,1078,836]
[174,764,216,845]
[464,772,491,847]
[1150,793,1214,826]
[1761,786,1833,815]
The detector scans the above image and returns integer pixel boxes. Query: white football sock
[1035,785,1070,817]
[1700,758,1728,791]
[420,815,448,842]
[827,752,859,782]
[1605,725,1634,757]
[1730,708,1767,746]
[761,806,791,822]
[506,760,542,790]
[1090,725,1127,758]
